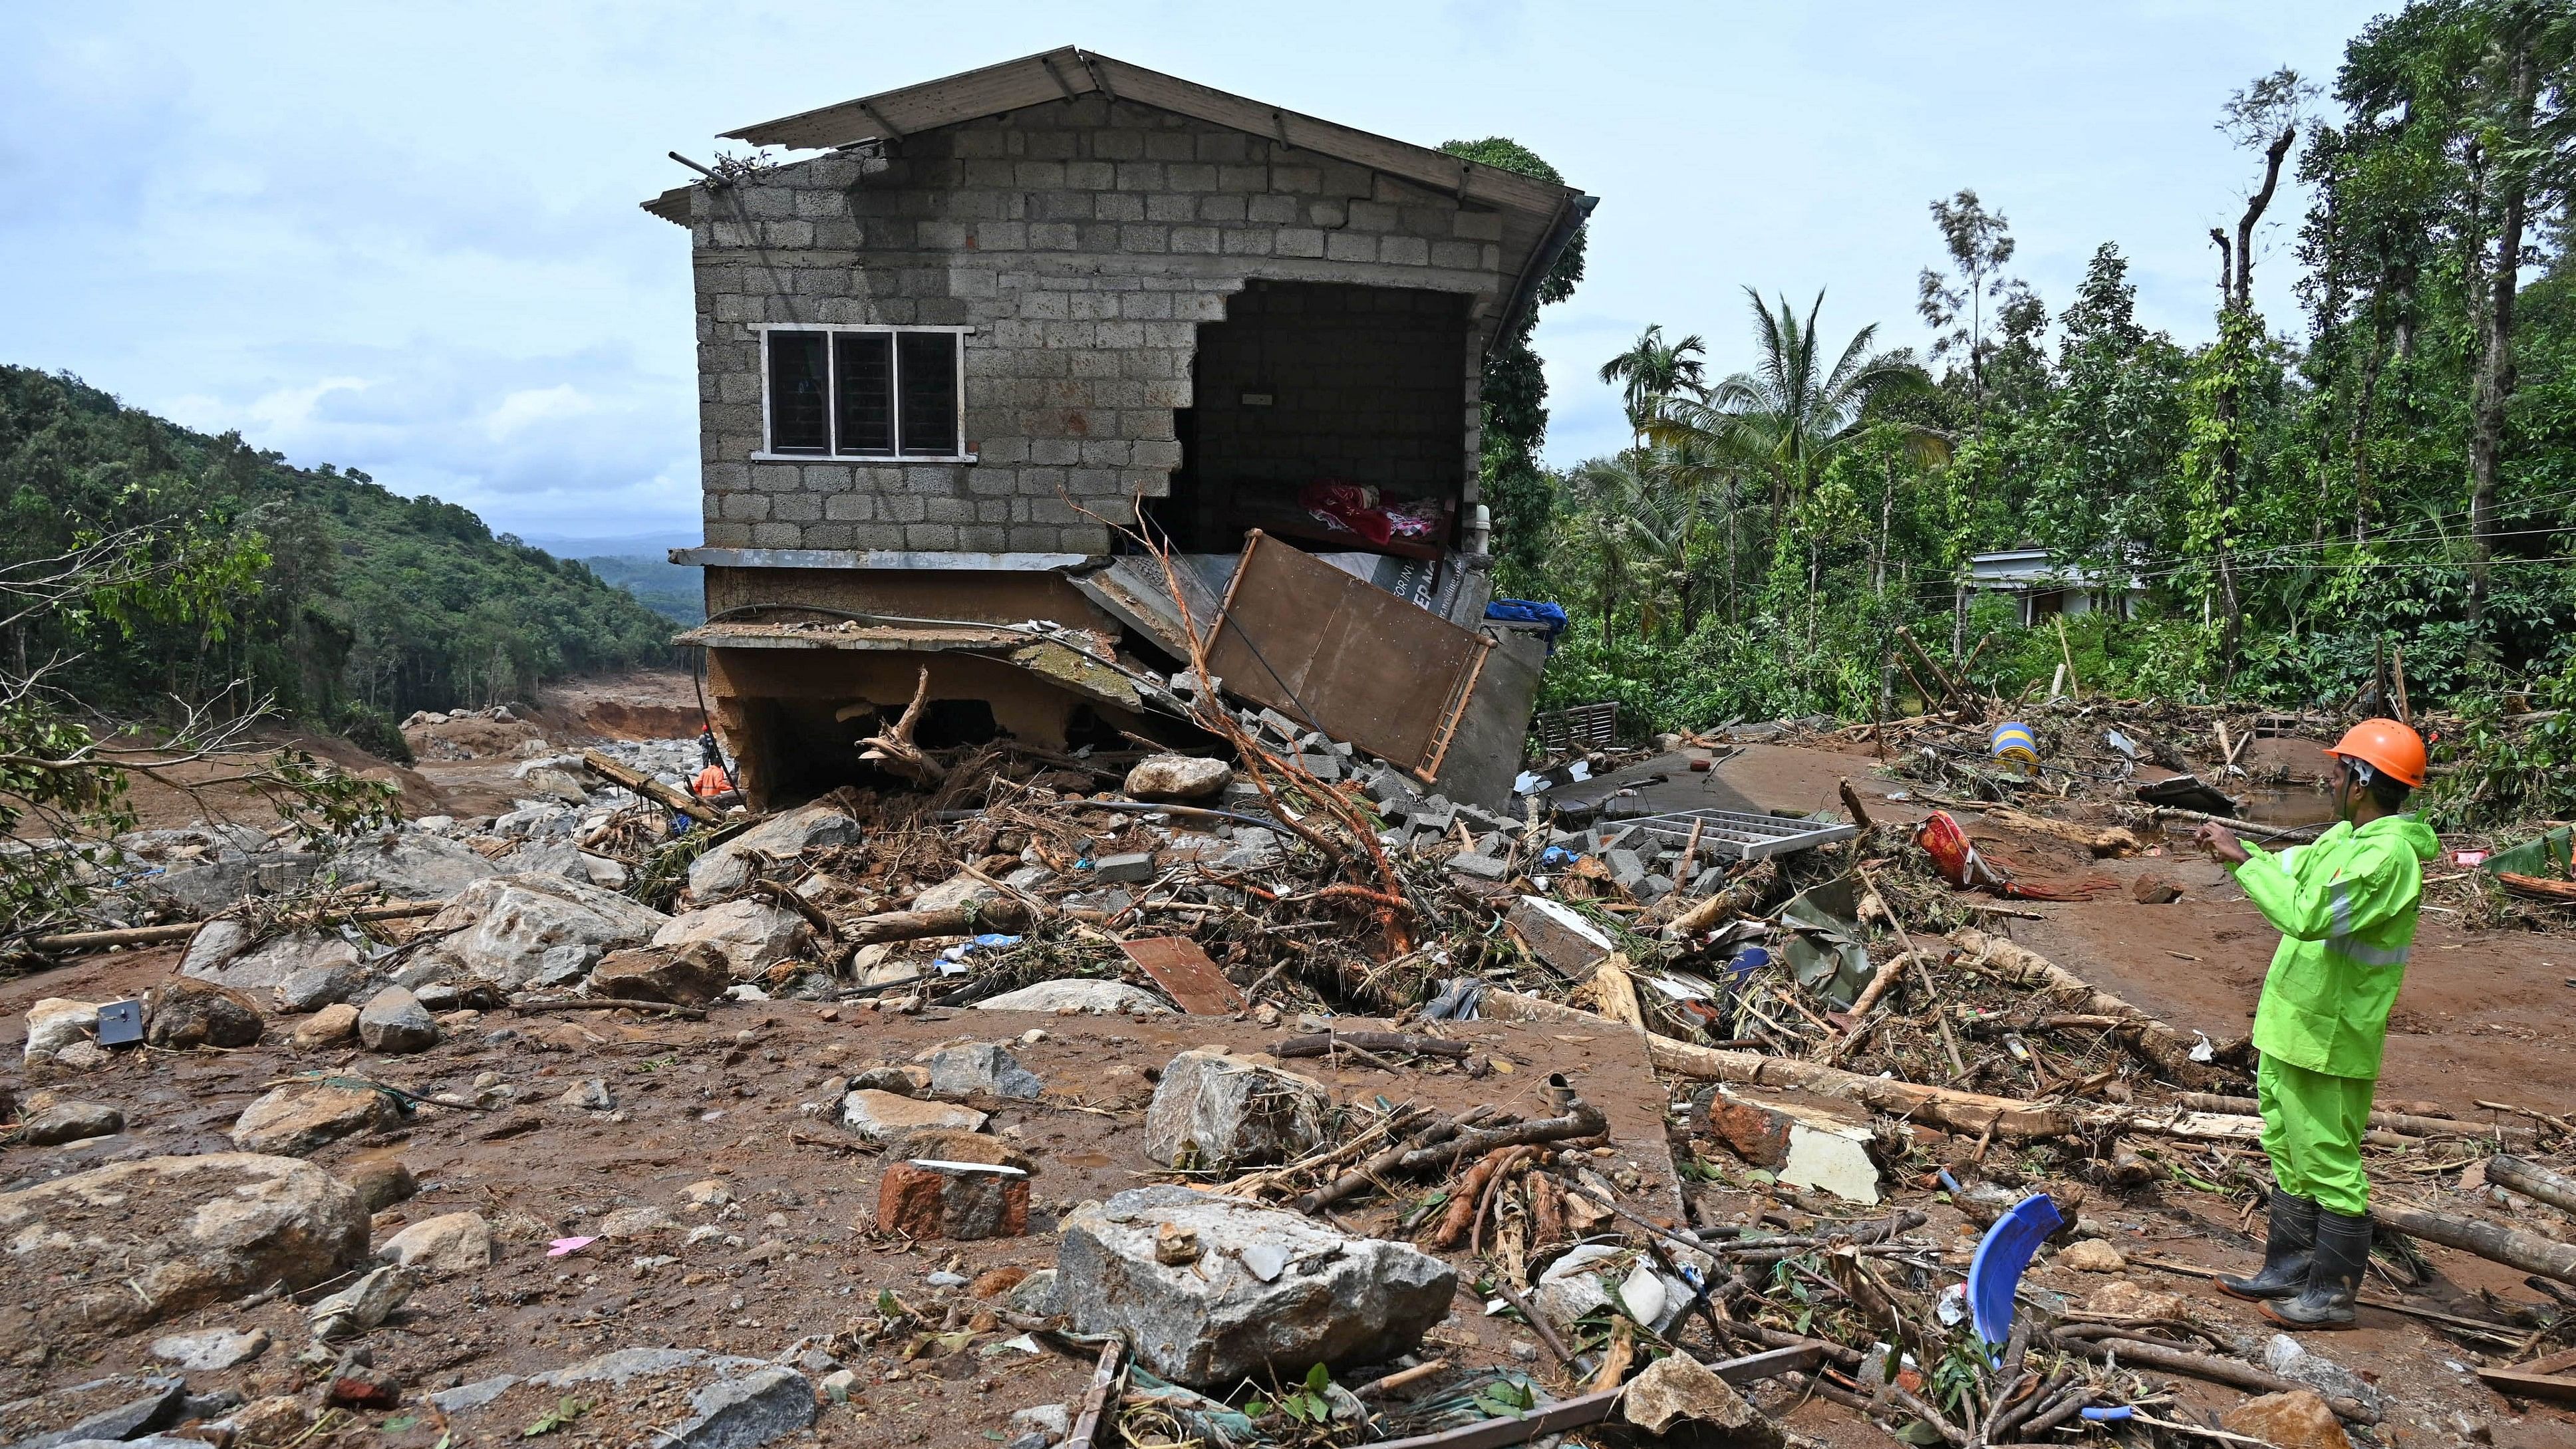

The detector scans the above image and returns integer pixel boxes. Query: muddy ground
[7,676,2575,1448]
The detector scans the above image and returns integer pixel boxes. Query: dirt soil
[0,945,1689,1448]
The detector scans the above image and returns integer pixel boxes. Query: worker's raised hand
[2194,821,2249,865]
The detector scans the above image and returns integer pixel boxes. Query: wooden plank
[1203,531,1487,777]
[1118,937,1247,1015]
[2474,1367,2576,1405]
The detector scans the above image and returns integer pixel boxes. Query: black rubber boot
[2263,1207,2370,1329]
[2216,1188,2318,1301]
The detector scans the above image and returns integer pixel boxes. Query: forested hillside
[0,365,678,750]
[1499,0,2576,785]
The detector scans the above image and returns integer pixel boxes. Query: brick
[1324,232,1378,263]
[876,1160,1030,1240]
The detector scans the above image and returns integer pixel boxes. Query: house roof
[653,48,1593,344]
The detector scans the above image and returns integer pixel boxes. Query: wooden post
[581,748,720,823]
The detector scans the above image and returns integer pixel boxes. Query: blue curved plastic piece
[1966,1192,2062,1347]
[2080,1406,2134,1422]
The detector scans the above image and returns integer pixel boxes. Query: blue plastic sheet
[1485,598,1570,651]
[1966,1192,2063,1348]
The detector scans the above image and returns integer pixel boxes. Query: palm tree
[1655,289,1941,520]
[1597,325,1709,444]
[1566,452,1706,640]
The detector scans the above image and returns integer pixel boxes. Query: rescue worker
[2194,718,2438,1329]
[690,731,738,805]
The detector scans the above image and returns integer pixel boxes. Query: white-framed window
[754,324,972,461]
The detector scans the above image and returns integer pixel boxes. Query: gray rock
[357,986,438,1053]
[231,1082,394,1156]
[0,1154,368,1346]
[414,872,670,991]
[531,1347,762,1386]
[972,980,1173,1015]
[151,1327,271,1372]
[687,805,861,898]
[331,832,500,900]
[1010,1404,1072,1440]
[1142,1050,1328,1171]
[175,917,254,977]
[1125,755,1232,802]
[1089,852,1157,884]
[148,855,319,917]
[23,997,100,1064]
[1447,853,1510,882]
[425,1375,519,1411]
[184,932,358,995]
[1059,888,1134,914]
[668,1367,815,1449]
[923,1042,1045,1101]
[1058,1186,1457,1390]
[15,1381,187,1449]
[378,1211,494,1273]
[840,1089,986,1140]
[518,767,590,805]
[1620,1350,1783,1446]
[19,1098,124,1146]
[273,960,373,1014]
[911,872,998,914]
[1008,1267,1062,1315]
[2263,1335,2384,1418]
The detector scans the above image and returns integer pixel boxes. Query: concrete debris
[1506,895,1617,980]
[1142,1049,1328,1170]
[1057,1185,1456,1390]
[1698,1087,1882,1204]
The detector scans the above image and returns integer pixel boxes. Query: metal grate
[1534,701,1618,757]
[1614,807,1857,862]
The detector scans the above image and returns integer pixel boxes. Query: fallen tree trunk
[31,900,446,954]
[1483,989,2075,1140]
[1660,858,1780,938]
[841,898,1034,946]
[2489,1155,2576,1216]
[1949,928,2210,1086]
[1985,807,2139,858]
[2372,1200,2576,1286]
[2050,1329,2378,1424]
[2176,1091,2531,1145]
[581,748,720,824]
[1270,1031,1469,1061]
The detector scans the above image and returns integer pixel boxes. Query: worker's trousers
[2255,1053,2377,1217]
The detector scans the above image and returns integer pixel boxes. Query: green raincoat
[2231,813,2439,1214]
[2233,813,2440,1080]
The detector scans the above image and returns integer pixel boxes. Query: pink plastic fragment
[548,1236,597,1257]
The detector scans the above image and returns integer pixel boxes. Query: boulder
[146,977,264,1049]
[291,1002,361,1049]
[651,900,812,978]
[876,1160,1030,1240]
[19,1097,125,1146]
[666,1366,816,1449]
[357,986,439,1053]
[416,872,670,990]
[151,1326,271,1372]
[518,767,590,804]
[1143,1050,1328,1171]
[231,1083,395,1156]
[1620,1351,1785,1447]
[148,854,319,916]
[0,1153,368,1346]
[921,1041,1046,1101]
[688,804,862,898]
[341,1159,418,1212]
[1057,1185,1456,1390]
[2220,1390,2351,1449]
[332,831,500,900]
[176,918,254,977]
[589,943,732,1005]
[24,998,100,1063]
[273,960,374,1014]
[841,1089,987,1141]
[972,980,1173,1015]
[1125,755,1233,802]
[183,932,358,994]
[910,872,998,914]
[380,1211,494,1273]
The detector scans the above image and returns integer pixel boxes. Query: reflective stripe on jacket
[2233,813,2440,1080]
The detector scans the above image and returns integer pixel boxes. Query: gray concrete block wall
[687,93,1508,553]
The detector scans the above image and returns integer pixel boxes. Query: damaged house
[646,48,1594,809]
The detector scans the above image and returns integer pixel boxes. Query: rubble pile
[3,683,2573,1449]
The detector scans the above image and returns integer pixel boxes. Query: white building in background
[1965,547,2146,626]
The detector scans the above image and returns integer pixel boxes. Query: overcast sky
[4,1,2380,546]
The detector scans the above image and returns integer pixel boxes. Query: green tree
[1596,325,1708,442]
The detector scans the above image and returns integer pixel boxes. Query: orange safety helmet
[2325,718,2426,787]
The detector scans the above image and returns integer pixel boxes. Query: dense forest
[0,365,678,755]
[1479,0,2575,825]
